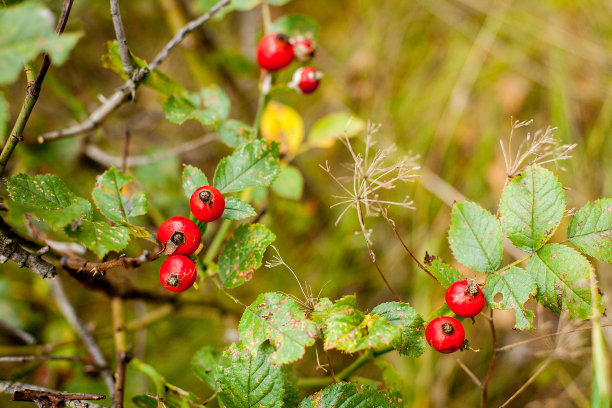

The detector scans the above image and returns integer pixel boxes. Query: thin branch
[50,276,115,400]
[38,0,231,143]
[84,133,217,168]
[110,0,135,78]
[498,357,553,408]
[111,297,129,408]
[0,320,37,345]
[481,309,498,408]
[496,323,612,352]
[0,235,56,279]
[0,355,85,363]
[0,381,105,407]
[60,249,161,274]
[455,358,483,389]
[0,0,75,176]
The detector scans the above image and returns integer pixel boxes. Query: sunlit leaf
[484,267,537,330]
[307,113,365,149]
[65,220,130,258]
[299,382,395,408]
[222,197,256,220]
[271,165,304,200]
[191,345,222,390]
[182,165,209,198]
[218,119,253,148]
[423,253,464,288]
[567,199,612,263]
[261,101,304,155]
[271,15,319,39]
[371,302,425,357]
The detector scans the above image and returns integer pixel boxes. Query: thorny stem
[111,297,128,408]
[0,0,74,176]
[481,309,497,408]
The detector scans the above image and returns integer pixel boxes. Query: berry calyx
[159,255,196,292]
[190,186,225,223]
[291,36,316,61]
[445,279,485,318]
[290,66,322,94]
[425,316,465,354]
[256,33,294,72]
[157,216,201,256]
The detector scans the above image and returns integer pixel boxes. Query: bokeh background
[1,0,611,406]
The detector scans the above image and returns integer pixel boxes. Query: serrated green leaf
[567,199,612,263]
[484,267,537,330]
[423,253,464,288]
[218,119,254,148]
[239,293,317,365]
[6,173,92,228]
[271,15,319,39]
[182,165,209,198]
[527,244,603,319]
[214,140,280,193]
[65,220,130,258]
[500,165,566,252]
[312,296,399,353]
[371,302,425,357]
[191,345,221,390]
[163,85,230,126]
[222,197,256,220]
[307,113,366,149]
[218,223,275,288]
[448,201,503,273]
[299,382,395,408]
[92,167,147,223]
[216,343,284,408]
[271,165,304,200]
[0,3,82,85]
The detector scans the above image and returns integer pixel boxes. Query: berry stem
[111,297,129,408]
[252,75,271,139]
[203,219,233,263]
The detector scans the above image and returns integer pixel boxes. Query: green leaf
[299,382,395,408]
[448,201,503,273]
[182,165,209,198]
[191,345,221,390]
[132,395,158,408]
[499,165,566,252]
[307,113,366,149]
[163,85,230,126]
[567,199,612,263]
[92,167,151,240]
[271,165,304,200]
[271,15,320,39]
[6,173,92,228]
[214,140,280,193]
[312,296,399,353]
[65,220,130,258]
[218,223,275,288]
[0,91,7,141]
[0,3,82,85]
[423,253,464,288]
[371,302,426,357]
[484,267,537,330]
[266,0,292,5]
[526,244,603,319]
[239,293,317,365]
[222,197,256,220]
[375,360,406,407]
[216,343,285,408]
[218,119,254,147]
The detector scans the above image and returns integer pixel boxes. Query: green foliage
[271,165,304,200]
[163,85,230,126]
[526,243,603,319]
[218,223,275,288]
[214,140,280,193]
[299,382,395,408]
[307,113,365,149]
[484,266,537,330]
[65,220,130,258]
[0,2,82,85]
[271,15,320,39]
[499,165,565,252]
[0,92,7,141]
[448,201,503,273]
[371,302,426,357]
[423,254,464,288]
[216,343,286,408]
[238,293,317,365]
[222,197,256,220]
[567,199,612,263]
[218,119,254,147]
[191,345,222,390]
[181,165,209,198]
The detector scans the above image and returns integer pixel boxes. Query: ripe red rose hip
[425,316,465,354]
[190,186,225,223]
[159,255,196,292]
[291,36,316,61]
[157,216,201,256]
[290,66,322,94]
[256,33,294,71]
[445,279,485,318]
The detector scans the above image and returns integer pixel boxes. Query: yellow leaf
[260,101,304,155]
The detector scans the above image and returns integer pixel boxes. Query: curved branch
[0,235,56,279]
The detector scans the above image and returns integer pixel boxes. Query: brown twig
[120,128,130,172]
[111,297,129,408]
[0,355,84,364]
[0,320,37,345]
[110,0,135,78]
[481,309,498,408]
[0,235,56,279]
[455,358,483,389]
[498,357,553,408]
[38,0,231,143]
[0,381,105,407]
[60,249,160,274]
[496,323,612,352]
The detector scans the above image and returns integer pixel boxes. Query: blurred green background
[1,0,611,407]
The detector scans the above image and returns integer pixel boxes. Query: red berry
[425,316,465,354]
[445,279,485,318]
[290,66,322,94]
[256,33,294,71]
[157,216,201,256]
[291,36,316,61]
[190,186,225,223]
[159,255,196,292]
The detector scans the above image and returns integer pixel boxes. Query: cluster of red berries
[156,186,225,292]
[256,33,323,94]
[425,279,485,353]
